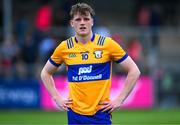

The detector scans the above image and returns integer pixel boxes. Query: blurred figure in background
[15,10,29,47]
[33,0,53,53]
[150,3,162,51]
[21,34,38,78]
[136,5,151,55]
[0,37,20,79]
[127,38,143,70]
[35,1,52,32]
[38,32,56,63]
[160,70,177,108]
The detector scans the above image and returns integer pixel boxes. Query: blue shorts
[67,109,112,125]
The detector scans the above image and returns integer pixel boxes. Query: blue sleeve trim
[48,58,61,67]
[115,53,128,63]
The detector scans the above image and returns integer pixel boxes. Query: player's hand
[99,99,122,113]
[55,98,73,111]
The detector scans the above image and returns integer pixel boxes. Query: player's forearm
[116,67,140,104]
[41,70,62,100]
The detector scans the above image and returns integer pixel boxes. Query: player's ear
[70,20,74,27]
[91,19,94,26]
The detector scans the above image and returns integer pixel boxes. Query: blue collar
[75,34,95,43]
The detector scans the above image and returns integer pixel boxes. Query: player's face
[70,12,93,37]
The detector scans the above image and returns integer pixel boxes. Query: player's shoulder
[95,34,114,46]
[65,37,75,49]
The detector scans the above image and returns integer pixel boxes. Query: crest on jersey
[94,50,103,59]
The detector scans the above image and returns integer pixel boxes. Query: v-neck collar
[75,34,95,43]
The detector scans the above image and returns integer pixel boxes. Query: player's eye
[75,18,81,22]
[84,18,90,21]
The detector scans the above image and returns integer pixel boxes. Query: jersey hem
[70,108,97,116]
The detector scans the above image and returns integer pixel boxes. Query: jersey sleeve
[49,41,65,67]
[107,38,128,63]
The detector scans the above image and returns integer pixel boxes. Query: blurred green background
[0,109,180,125]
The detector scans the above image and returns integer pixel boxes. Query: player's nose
[80,19,86,24]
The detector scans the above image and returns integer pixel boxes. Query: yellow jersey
[49,34,128,115]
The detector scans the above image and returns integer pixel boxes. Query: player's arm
[101,56,140,113]
[100,38,140,112]
[41,61,72,111]
[115,56,140,104]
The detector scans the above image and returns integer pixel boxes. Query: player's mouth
[80,27,86,30]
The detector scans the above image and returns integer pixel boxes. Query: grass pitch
[0,109,180,125]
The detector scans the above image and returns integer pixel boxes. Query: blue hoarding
[0,79,40,108]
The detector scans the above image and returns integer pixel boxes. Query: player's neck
[75,32,93,44]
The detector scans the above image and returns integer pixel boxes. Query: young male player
[41,2,140,124]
